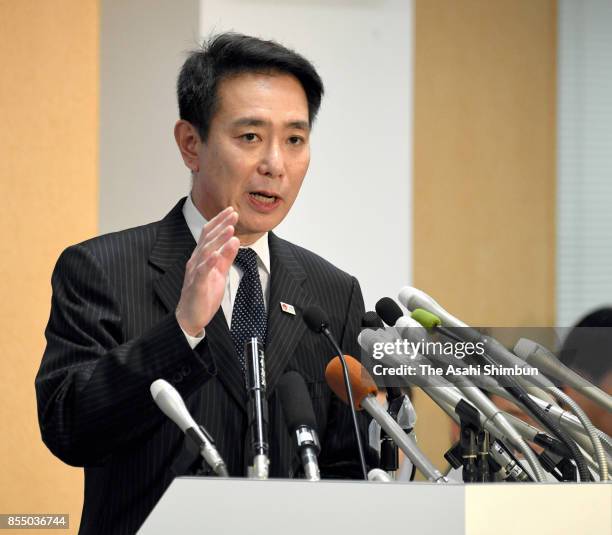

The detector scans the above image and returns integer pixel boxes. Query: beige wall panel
[412,0,556,474]
[0,1,98,531]
[414,0,556,327]
[466,484,611,534]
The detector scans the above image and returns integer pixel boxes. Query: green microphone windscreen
[411,308,441,329]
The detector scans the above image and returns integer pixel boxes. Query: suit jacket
[35,198,372,535]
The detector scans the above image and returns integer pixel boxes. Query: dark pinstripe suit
[36,198,372,535]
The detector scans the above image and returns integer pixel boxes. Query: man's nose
[257,140,285,178]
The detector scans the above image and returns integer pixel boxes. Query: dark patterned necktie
[230,248,267,368]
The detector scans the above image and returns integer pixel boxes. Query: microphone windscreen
[150,378,168,400]
[150,379,193,432]
[357,328,385,354]
[277,371,318,433]
[362,311,384,329]
[375,297,403,327]
[411,308,441,330]
[398,286,425,311]
[325,355,378,410]
[303,305,329,333]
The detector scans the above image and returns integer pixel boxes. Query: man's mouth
[249,191,279,205]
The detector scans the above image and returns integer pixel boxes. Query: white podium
[138,477,611,535]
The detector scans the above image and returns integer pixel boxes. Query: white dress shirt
[180,194,271,348]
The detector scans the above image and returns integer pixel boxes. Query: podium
[138,477,611,535]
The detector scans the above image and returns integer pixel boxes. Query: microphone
[362,311,384,330]
[369,309,417,473]
[365,320,580,479]
[401,286,593,482]
[150,379,228,477]
[514,338,612,413]
[390,322,605,451]
[458,334,609,480]
[303,305,368,480]
[408,308,610,477]
[364,308,408,476]
[372,391,417,477]
[244,337,269,479]
[324,354,447,483]
[362,327,556,480]
[389,322,544,455]
[395,314,429,343]
[398,286,469,327]
[375,297,404,327]
[401,324,609,476]
[367,468,394,482]
[489,439,532,482]
[358,328,548,480]
[277,371,321,481]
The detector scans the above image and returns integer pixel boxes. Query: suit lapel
[265,232,311,394]
[149,199,194,312]
[149,198,247,410]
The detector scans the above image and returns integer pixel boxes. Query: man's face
[192,72,311,244]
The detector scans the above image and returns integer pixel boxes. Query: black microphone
[303,305,368,480]
[375,297,404,327]
[362,310,384,329]
[277,371,321,481]
[244,337,269,479]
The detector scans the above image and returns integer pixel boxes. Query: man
[36,33,372,535]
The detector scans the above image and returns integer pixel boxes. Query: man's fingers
[193,225,235,265]
[198,208,238,246]
[193,234,238,277]
[215,236,240,271]
[193,249,220,278]
[203,211,238,245]
[193,212,238,260]
[204,206,233,230]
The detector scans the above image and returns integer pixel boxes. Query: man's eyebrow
[287,120,310,131]
[232,117,267,128]
[231,117,310,130]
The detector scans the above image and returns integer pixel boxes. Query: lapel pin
[280,302,296,316]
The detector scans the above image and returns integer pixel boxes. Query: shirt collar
[182,194,270,274]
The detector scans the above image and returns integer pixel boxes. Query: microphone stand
[320,327,368,480]
[379,389,405,477]
[245,337,270,479]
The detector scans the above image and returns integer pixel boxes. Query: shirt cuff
[180,326,206,349]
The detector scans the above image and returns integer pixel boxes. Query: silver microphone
[150,379,228,477]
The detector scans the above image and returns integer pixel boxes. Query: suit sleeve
[318,276,378,478]
[35,244,217,467]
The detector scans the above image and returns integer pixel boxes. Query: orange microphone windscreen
[324,355,378,410]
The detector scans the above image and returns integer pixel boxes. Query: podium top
[138,477,611,535]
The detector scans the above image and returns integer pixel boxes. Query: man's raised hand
[176,206,240,336]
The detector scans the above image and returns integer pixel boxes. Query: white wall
[200,0,413,310]
[100,0,199,234]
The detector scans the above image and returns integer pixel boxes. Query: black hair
[177,32,324,141]
[559,307,612,384]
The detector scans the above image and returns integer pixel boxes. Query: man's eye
[241,133,258,142]
[288,136,304,145]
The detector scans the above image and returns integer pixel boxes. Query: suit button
[173,372,183,383]
[181,365,191,377]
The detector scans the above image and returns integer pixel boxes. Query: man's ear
[174,120,202,173]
